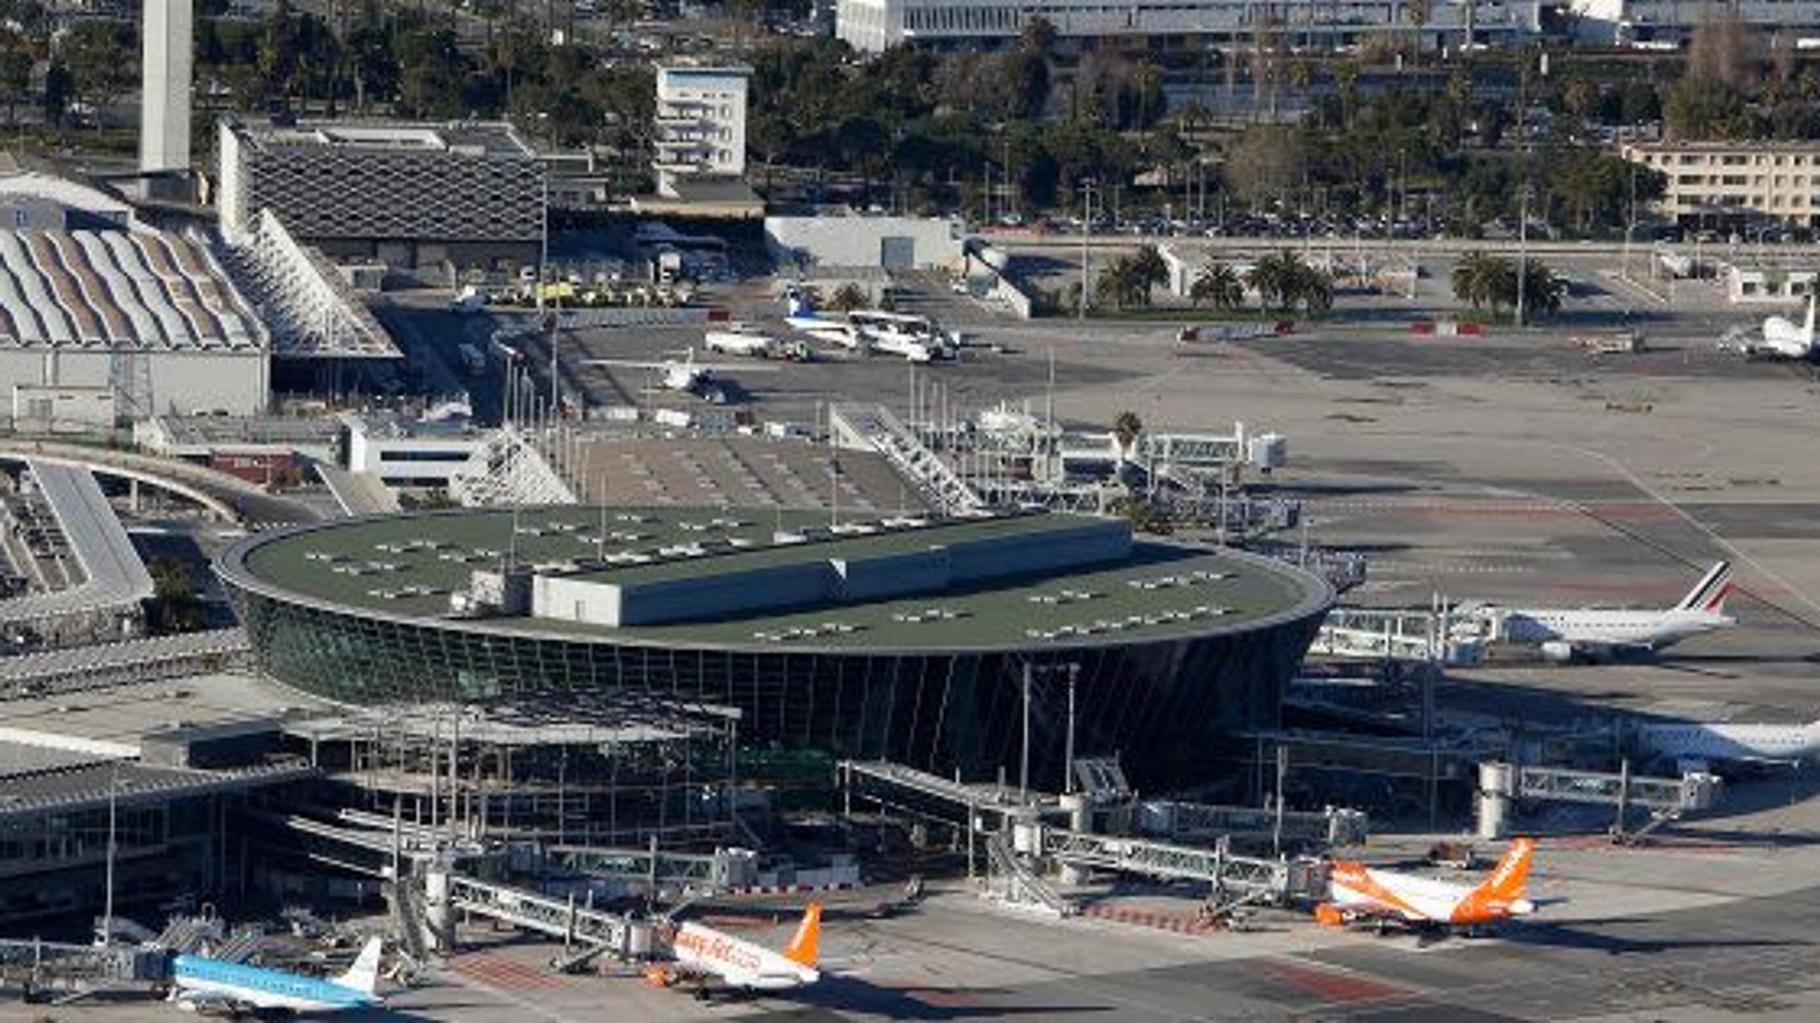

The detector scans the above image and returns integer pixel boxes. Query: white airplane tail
[332,937,384,996]
[1674,561,1735,613]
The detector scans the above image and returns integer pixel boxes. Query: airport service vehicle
[451,286,486,314]
[646,903,822,996]
[704,325,812,362]
[169,936,384,1014]
[1316,839,1537,933]
[1460,562,1735,662]
[1636,717,1820,771]
[1721,295,1817,359]
[1577,329,1646,354]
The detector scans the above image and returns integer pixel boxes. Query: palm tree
[1129,244,1169,307]
[1245,250,1301,311]
[1519,262,1566,316]
[1191,261,1245,310]
[828,283,870,312]
[1112,411,1143,454]
[1451,250,1511,310]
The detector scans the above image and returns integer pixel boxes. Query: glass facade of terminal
[226,583,1326,792]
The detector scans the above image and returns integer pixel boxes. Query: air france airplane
[1636,717,1820,769]
[169,936,384,1015]
[1471,561,1735,662]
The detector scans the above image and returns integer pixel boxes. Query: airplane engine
[1313,903,1346,928]
[644,966,675,988]
[1539,641,1577,663]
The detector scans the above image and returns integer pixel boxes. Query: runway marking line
[1080,901,1218,935]
[449,952,575,990]
[1262,957,1413,1004]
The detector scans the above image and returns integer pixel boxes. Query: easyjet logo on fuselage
[676,928,763,974]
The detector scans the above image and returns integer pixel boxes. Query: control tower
[140,0,192,173]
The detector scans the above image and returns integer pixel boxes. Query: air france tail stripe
[1678,562,1731,611]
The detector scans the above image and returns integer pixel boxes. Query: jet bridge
[1477,761,1722,842]
[1309,606,1488,665]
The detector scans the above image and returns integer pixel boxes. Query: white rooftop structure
[0,229,260,351]
[219,209,399,360]
[0,172,135,225]
[0,460,154,625]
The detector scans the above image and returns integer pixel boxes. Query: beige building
[1622,142,1820,226]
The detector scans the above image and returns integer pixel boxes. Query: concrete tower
[139,0,193,173]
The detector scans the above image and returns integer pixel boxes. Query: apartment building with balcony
[653,65,751,198]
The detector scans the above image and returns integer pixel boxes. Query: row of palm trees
[1450,250,1566,317]
[1097,246,1171,310]
[1189,251,1334,314]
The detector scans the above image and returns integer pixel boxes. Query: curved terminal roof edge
[217,507,1335,656]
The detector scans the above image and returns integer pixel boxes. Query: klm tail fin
[332,937,383,996]
[782,903,821,969]
[1675,561,1734,613]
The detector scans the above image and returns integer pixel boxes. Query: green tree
[63,21,133,135]
[1128,244,1168,306]
[828,282,869,312]
[1112,410,1143,452]
[1191,261,1245,310]
[1451,250,1513,310]
[0,30,31,125]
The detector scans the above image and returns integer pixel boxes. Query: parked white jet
[584,349,774,405]
[1721,295,1817,359]
[169,936,384,1015]
[646,903,822,997]
[1464,561,1735,662]
[1636,717,1820,769]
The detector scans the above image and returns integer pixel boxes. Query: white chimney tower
[140,0,193,173]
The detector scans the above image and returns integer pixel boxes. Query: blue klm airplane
[168,935,384,1016]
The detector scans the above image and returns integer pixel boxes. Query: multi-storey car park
[215,507,1332,792]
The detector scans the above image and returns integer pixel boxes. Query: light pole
[1515,185,1531,328]
[1062,663,1080,795]
[1078,180,1095,319]
[1019,662,1033,800]
[101,759,118,947]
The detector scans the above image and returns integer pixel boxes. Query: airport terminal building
[216,508,1332,792]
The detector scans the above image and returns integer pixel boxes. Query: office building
[1621,141,1820,226]
[836,0,1530,54]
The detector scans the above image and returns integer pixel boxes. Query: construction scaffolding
[289,697,741,850]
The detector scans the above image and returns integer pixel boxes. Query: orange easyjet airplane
[646,903,822,997]
[1316,838,1538,933]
